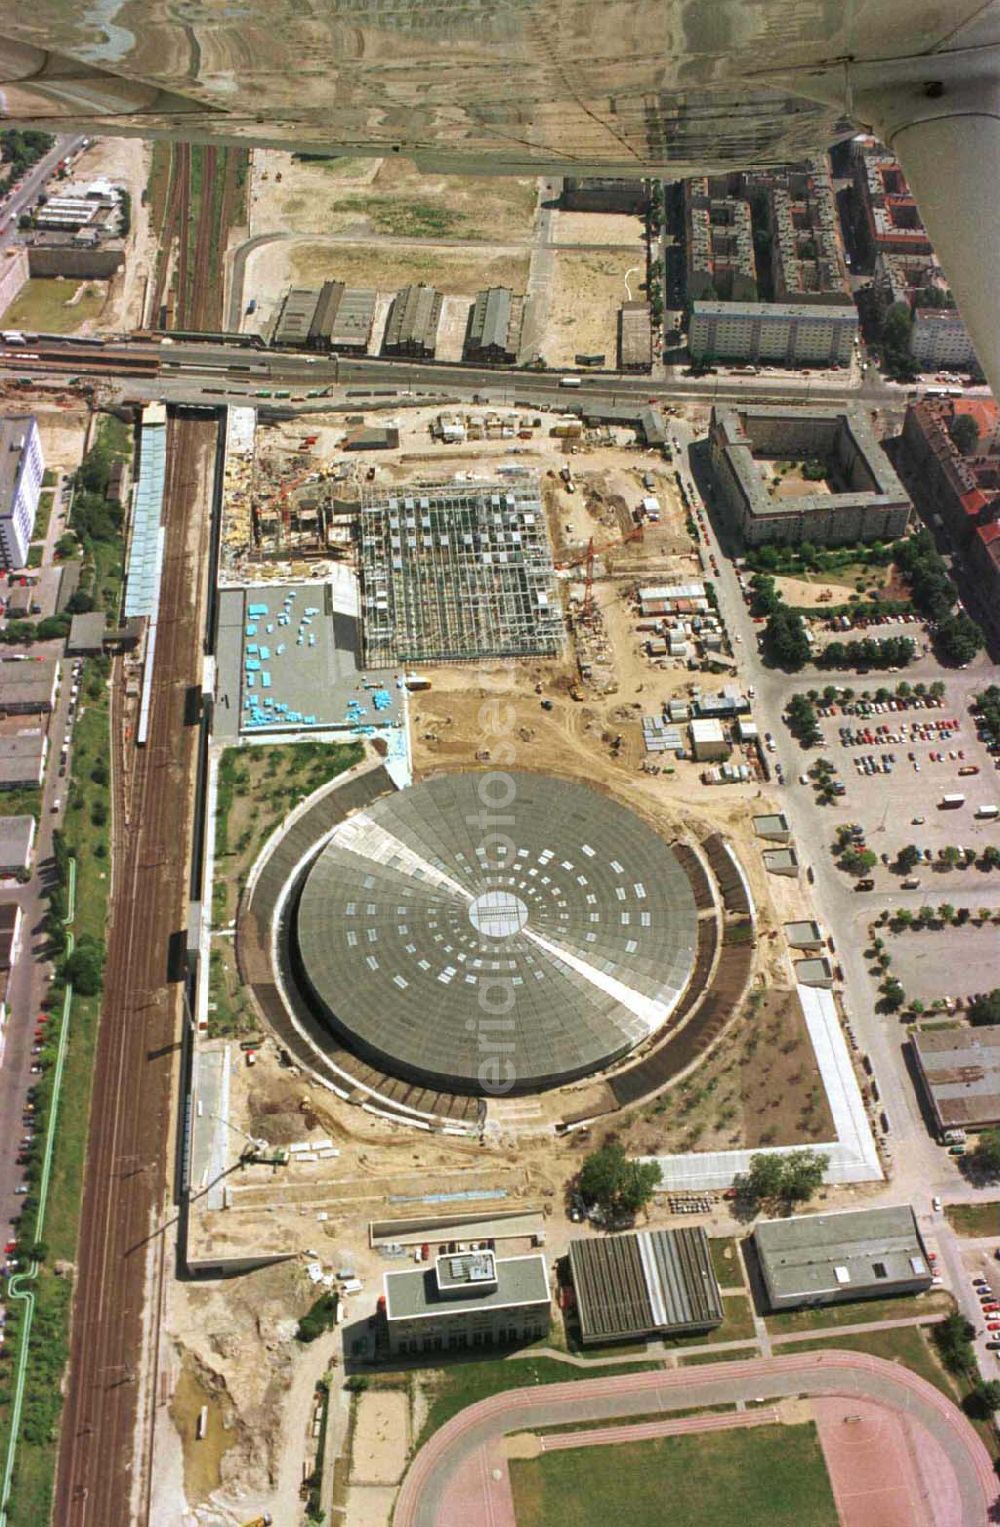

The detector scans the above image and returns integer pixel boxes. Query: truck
[559,375,582,388]
[939,793,965,808]
[975,803,999,819]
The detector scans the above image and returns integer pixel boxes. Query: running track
[394,1351,998,1527]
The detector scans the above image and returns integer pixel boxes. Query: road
[668,417,1000,1370]
[394,1352,997,1527]
[0,135,83,258]
[51,415,215,1527]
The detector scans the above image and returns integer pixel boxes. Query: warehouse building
[618,302,653,371]
[0,814,34,876]
[913,1027,1000,1134]
[383,1250,550,1357]
[464,287,526,364]
[383,283,443,358]
[0,659,58,715]
[755,1205,931,1311]
[689,300,857,367]
[709,405,911,547]
[66,611,107,656]
[0,733,46,790]
[568,1227,723,1345]
[0,416,44,570]
[273,282,377,353]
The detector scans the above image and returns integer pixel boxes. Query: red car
[987,1321,1000,1332]
[982,1303,1000,1314]
[3,1242,15,1255]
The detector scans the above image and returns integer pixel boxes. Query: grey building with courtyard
[755,1205,931,1310]
[383,1250,550,1357]
[709,405,911,546]
[568,1227,723,1344]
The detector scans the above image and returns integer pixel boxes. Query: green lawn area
[681,1345,759,1366]
[710,1236,746,1289]
[0,787,42,822]
[416,1355,663,1448]
[786,1325,955,1401]
[945,1202,1000,1238]
[766,1289,954,1336]
[509,1422,838,1527]
[2,278,108,334]
[212,740,363,926]
[33,489,55,543]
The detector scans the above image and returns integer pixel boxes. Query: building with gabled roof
[568,1227,723,1345]
[383,283,443,358]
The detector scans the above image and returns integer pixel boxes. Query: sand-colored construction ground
[350,1389,410,1484]
[543,249,646,366]
[550,209,646,249]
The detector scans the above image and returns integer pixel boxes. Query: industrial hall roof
[568,1227,723,1343]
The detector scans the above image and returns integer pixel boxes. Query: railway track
[52,415,217,1527]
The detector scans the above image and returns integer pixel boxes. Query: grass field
[709,1237,745,1289]
[416,1356,663,1448]
[1,278,107,333]
[786,1326,955,1401]
[285,241,531,299]
[945,1202,1000,1238]
[765,1290,954,1335]
[0,786,41,822]
[509,1422,838,1527]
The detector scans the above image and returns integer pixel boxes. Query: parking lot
[793,688,1000,892]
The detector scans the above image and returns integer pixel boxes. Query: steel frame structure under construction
[360,475,563,666]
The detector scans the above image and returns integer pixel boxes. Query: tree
[939,845,962,870]
[933,1311,976,1374]
[938,903,956,924]
[936,612,984,667]
[949,412,980,456]
[980,845,1000,871]
[964,1380,1000,1419]
[880,979,905,1012]
[749,573,781,617]
[971,1128,1000,1176]
[577,1143,662,1223]
[969,989,1000,1027]
[842,848,877,876]
[764,608,810,672]
[739,1149,827,1208]
[63,935,104,996]
[880,302,916,380]
[896,845,920,874]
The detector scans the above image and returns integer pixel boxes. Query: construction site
[155,389,892,1526]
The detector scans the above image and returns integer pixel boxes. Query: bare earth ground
[887,927,1000,1004]
[550,210,647,248]
[773,566,893,607]
[543,250,645,366]
[351,1389,410,1484]
[71,136,157,330]
[249,150,537,242]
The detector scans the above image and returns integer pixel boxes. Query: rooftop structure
[852,138,933,260]
[0,659,58,714]
[465,287,526,364]
[913,1027,1000,1133]
[0,902,22,970]
[689,300,857,367]
[383,283,442,357]
[67,611,108,655]
[0,733,46,789]
[900,399,1000,553]
[383,1251,550,1356]
[784,919,824,948]
[765,161,849,304]
[709,404,911,546]
[360,476,563,667]
[755,1205,931,1309]
[568,1227,723,1344]
[690,716,730,760]
[0,814,34,875]
[291,772,698,1095]
[684,176,757,302]
[0,415,43,570]
[124,405,165,619]
[618,301,653,371]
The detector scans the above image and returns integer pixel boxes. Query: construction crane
[555,523,645,614]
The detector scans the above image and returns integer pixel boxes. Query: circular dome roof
[293,773,697,1095]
